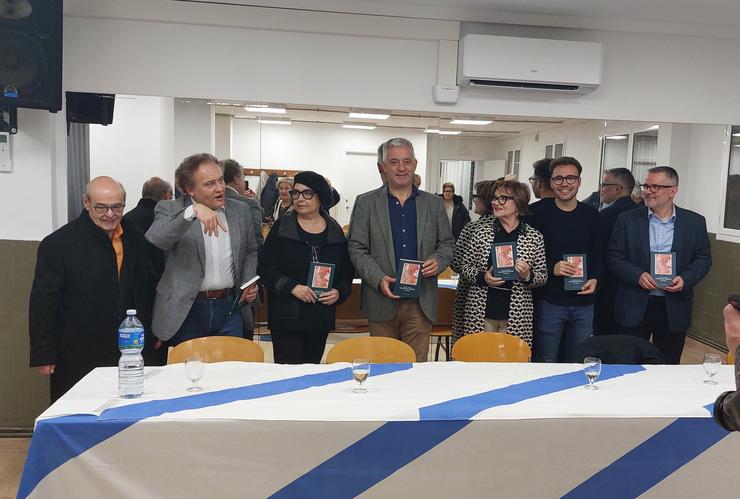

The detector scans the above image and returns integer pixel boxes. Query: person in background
[30,177,156,402]
[124,176,173,281]
[714,303,740,431]
[608,166,712,364]
[414,173,422,189]
[631,185,645,205]
[529,157,601,362]
[349,137,455,362]
[471,181,497,217]
[582,190,600,210]
[258,171,353,363]
[221,159,264,246]
[528,157,555,212]
[594,168,638,335]
[451,180,546,349]
[146,153,259,347]
[270,177,294,223]
[438,182,471,240]
[243,180,257,198]
[377,141,388,185]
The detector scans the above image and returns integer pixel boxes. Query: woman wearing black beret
[258,171,354,363]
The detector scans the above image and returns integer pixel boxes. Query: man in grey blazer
[147,153,259,347]
[349,138,455,362]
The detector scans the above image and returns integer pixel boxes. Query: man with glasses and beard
[528,157,602,362]
[29,177,156,403]
[608,166,711,364]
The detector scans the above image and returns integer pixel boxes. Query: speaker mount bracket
[0,105,18,134]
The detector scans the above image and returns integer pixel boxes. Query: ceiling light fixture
[439,129,462,136]
[647,125,659,130]
[449,119,493,125]
[341,122,376,130]
[733,133,740,137]
[606,135,628,140]
[258,118,291,125]
[245,105,286,114]
[424,128,440,134]
[348,109,390,120]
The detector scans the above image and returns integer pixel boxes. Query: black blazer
[607,206,712,333]
[124,198,165,279]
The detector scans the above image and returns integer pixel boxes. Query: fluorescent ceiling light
[245,105,286,114]
[733,133,740,137]
[341,122,376,130]
[449,119,493,125]
[439,129,462,136]
[647,125,659,130]
[258,118,291,125]
[424,128,440,134]
[606,135,628,140]
[348,110,390,120]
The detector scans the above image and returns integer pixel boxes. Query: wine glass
[583,357,602,390]
[352,359,370,393]
[185,355,205,392]
[703,354,721,385]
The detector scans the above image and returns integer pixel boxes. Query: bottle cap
[126,309,137,315]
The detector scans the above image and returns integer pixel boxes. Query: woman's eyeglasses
[289,189,315,200]
[491,195,514,205]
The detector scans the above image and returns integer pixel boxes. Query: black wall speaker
[66,92,115,126]
[0,0,63,112]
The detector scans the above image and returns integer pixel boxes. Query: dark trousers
[168,294,243,347]
[271,329,329,364]
[593,285,618,336]
[619,297,686,364]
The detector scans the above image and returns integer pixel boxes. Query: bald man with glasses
[30,176,157,403]
[608,166,712,364]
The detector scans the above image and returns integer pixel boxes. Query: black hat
[293,171,332,210]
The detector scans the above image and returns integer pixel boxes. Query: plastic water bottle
[118,309,145,398]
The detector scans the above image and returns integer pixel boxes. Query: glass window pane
[601,134,629,172]
[632,129,658,182]
[725,125,740,230]
[545,145,553,157]
[554,143,564,157]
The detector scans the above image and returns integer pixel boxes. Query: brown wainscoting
[689,233,740,351]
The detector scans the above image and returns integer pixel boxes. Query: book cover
[563,254,587,291]
[650,251,676,288]
[307,262,335,294]
[491,242,518,281]
[395,259,423,298]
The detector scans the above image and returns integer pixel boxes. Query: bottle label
[119,327,145,350]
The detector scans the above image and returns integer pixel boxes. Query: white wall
[89,95,175,210]
[174,101,214,165]
[685,125,728,233]
[0,109,66,241]
[231,119,427,190]
[215,115,232,160]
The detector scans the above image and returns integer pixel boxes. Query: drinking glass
[583,357,602,390]
[352,359,370,393]
[185,355,205,392]
[703,354,721,385]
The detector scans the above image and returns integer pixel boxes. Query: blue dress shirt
[388,186,419,272]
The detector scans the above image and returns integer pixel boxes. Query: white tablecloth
[19,362,740,499]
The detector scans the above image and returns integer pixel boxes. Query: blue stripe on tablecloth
[17,363,412,499]
[561,413,730,498]
[271,364,646,498]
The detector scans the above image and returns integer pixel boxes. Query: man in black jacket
[594,168,638,335]
[438,182,471,240]
[608,166,712,363]
[124,177,172,279]
[29,177,156,403]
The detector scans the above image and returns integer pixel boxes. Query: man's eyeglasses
[491,195,514,205]
[289,189,315,200]
[640,183,675,193]
[92,204,125,215]
[551,175,580,186]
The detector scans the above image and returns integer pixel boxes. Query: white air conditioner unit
[459,34,602,94]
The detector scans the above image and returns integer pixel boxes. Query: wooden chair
[430,287,455,361]
[326,337,416,364]
[331,283,369,335]
[168,336,264,364]
[438,266,455,280]
[451,332,531,362]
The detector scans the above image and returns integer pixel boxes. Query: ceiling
[203,100,584,138]
[178,0,740,35]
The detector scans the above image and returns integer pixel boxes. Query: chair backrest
[334,282,365,321]
[168,336,264,364]
[452,332,531,362]
[567,335,664,364]
[326,337,416,363]
[435,287,455,325]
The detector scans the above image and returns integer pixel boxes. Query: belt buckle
[206,289,222,300]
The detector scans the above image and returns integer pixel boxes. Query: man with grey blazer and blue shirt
[147,153,259,348]
[348,138,455,362]
[608,166,711,364]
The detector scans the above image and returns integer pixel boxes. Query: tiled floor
[0,336,728,498]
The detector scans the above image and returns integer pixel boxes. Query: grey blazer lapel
[374,187,395,264]
[415,192,429,256]
[225,201,242,280]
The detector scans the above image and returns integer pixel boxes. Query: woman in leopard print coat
[450,180,547,348]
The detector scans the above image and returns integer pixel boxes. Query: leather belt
[196,288,230,300]
[648,295,666,302]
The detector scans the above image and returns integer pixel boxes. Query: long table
[18,362,739,498]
